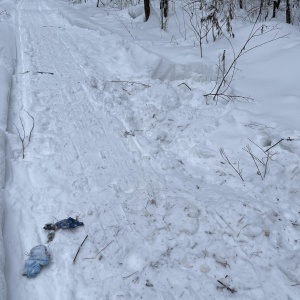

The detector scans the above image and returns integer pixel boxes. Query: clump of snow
[128,5,144,19]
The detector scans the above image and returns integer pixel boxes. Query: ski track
[2,0,300,299]
[4,0,191,299]
[4,0,161,299]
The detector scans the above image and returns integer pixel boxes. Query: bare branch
[177,82,191,90]
[25,111,35,142]
[220,148,244,182]
[96,240,114,258]
[13,112,35,159]
[243,145,264,180]
[73,235,88,264]
[205,16,289,104]
[217,280,237,293]
[109,80,150,88]
[265,138,285,152]
[19,117,26,141]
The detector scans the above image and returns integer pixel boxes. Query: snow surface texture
[0,0,16,298]
[1,0,300,299]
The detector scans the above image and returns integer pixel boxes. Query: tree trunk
[144,0,150,22]
[164,0,168,18]
[272,1,278,17]
[239,0,243,9]
[286,0,291,23]
[160,0,168,29]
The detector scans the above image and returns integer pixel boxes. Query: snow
[0,0,16,297]
[0,0,300,299]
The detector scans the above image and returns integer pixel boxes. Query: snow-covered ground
[1,0,300,299]
[0,0,16,297]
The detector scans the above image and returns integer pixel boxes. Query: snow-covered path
[2,0,300,299]
[4,0,165,298]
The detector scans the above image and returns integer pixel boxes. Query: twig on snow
[243,138,277,180]
[13,112,35,159]
[243,145,264,180]
[73,235,88,264]
[25,110,35,142]
[123,270,139,280]
[216,260,230,268]
[220,148,244,181]
[96,240,114,258]
[205,93,253,103]
[249,251,262,258]
[177,82,191,90]
[37,71,54,75]
[109,80,150,88]
[265,137,296,152]
[14,117,26,159]
[217,280,237,293]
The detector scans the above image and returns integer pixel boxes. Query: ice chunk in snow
[22,245,50,278]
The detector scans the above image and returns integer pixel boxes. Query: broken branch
[109,80,150,88]
[220,148,244,181]
[177,82,191,90]
[217,280,236,293]
[73,235,88,264]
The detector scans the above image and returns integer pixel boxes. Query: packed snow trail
[3,0,166,299]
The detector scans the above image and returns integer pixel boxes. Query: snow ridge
[0,1,17,298]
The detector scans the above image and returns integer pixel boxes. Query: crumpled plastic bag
[44,217,84,231]
[22,245,50,278]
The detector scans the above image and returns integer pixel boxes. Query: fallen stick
[83,240,114,260]
[73,235,88,264]
[177,82,191,90]
[109,80,150,88]
[217,280,236,293]
[265,137,295,152]
[37,71,54,75]
[123,270,138,280]
[97,240,114,259]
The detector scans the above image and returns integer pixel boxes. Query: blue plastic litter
[22,245,50,278]
[55,217,84,229]
[44,217,84,230]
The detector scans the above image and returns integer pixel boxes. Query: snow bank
[0,1,16,297]
[57,3,216,82]
[0,130,5,189]
[57,5,111,34]
[0,67,12,131]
